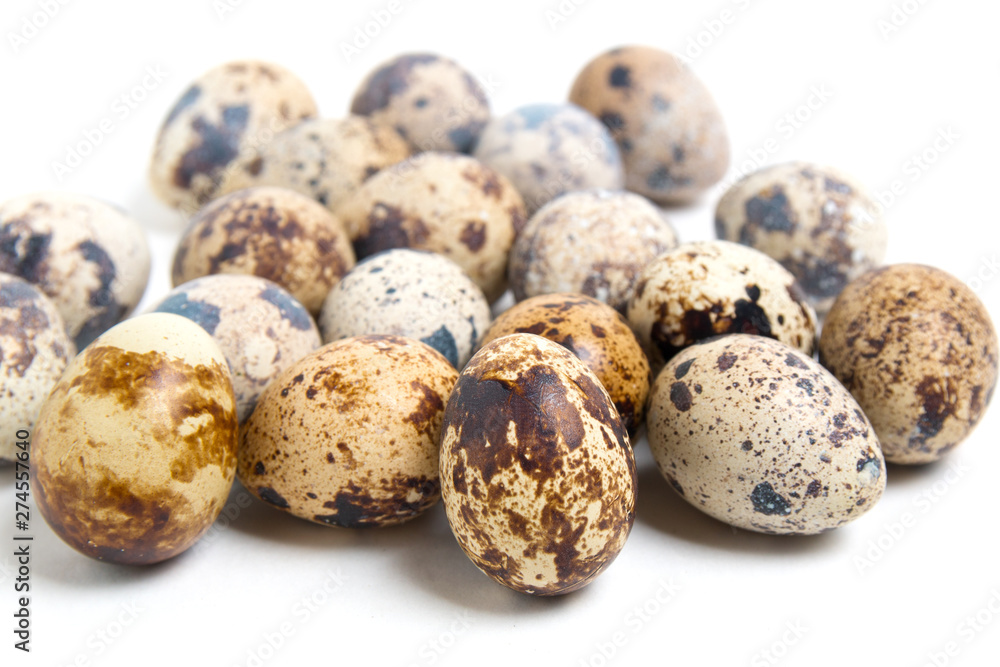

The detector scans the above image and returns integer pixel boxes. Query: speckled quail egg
[472,104,624,215]
[0,192,151,348]
[0,273,74,462]
[149,60,318,212]
[334,152,526,302]
[31,313,238,564]
[508,189,678,312]
[216,116,411,214]
[569,45,730,203]
[149,274,321,424]
[647,334,886,535]
[350,53,489,154]
[239,334,458,527]
[318,249,490,369]
[627,240,817,373]
[479,293,650,434]
[172,186,355,315]
[820,264,998,464]
[715,162,887,313]
[440,333,637,595]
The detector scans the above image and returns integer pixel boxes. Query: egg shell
[647,335,886,535]
[0,192,151,349]
[239,334,458,527]
[149,60,318,212]
[350,53,489,154]
[318,249,490,369]
[216,116,411,214]
[334,152,526,302]
[0,273,74,461]
[149,274,321,424]
[819,264,999,464]
[715,162,888,313]
[31,313,238,564]
[440,333,637,596]
[172,186,355,314]
[479,293,650,434]
[508,189,678,312]
[627,240,817,373]
[473,104,624,215]
[569,45,730,203]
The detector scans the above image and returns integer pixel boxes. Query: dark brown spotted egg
[820,264,998,464]
[715,162,888,313]
[647,335,886,535]
[149,275,321,424]
[239,335,458,527]
[627,240,817,373]
[569,45,730,203]
[440,333,637,596]
[333,152,526,302]
[149,60,318,212]
[350,53,489,154]
[0,192,151,349]
[172,186,355,315]
[0,273,74,462]
[472,103,624,215]
[508,189,678,313]
[216,116,411,214]
[478,294,650,434]
[31,313,238,564]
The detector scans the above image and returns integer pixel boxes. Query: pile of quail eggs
[2,48,996,596]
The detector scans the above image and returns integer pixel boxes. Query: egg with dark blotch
[478,294,650,434]
[440,333,637,596]
[171,186,355,315]
[0,192,151,349]
[318,249,490,369]
[31,313,238,564]
[647,335,886,535]
[239,335,458,527]
[149,274,321,424]
[149,60,318,212]
[0,273,74,462]
[820,264,999,464]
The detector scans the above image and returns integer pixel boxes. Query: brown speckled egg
[819,264,999,464]
[149,60,318,212]
[334,152,525,302]
[318,249,490,369]
[216,116,411,214]
[350,53,489,154]
[715,162,887,313]
[0,273,74,462]
[172,186,355,314]
[149,275,321,424]
[0,192,151,348]
[648,335,886,535]
[479,294,650,434]
[472,104,623,215]
[31,313,238,564]
[508,189,678,312]
[627,240,817,373]
[440,333,637,595]
[240,335,457,527]
[569,45,730,203]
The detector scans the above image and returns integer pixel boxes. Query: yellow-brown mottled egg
[647,335,886,535]
[239,335,458,527]
[478,294,650,433]
[31,313,238,564]
[440,333,637,595]
[172,186,355,314]
[819,264,999,464]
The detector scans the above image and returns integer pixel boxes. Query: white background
[2,0,1000,666]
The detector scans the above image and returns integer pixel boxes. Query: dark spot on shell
[795,378,814,396]
[646,165,692,192]
[674,358,695,379]
[0,225,52,285]
[750,482,792,516]
[460,221,486,252]
[741,440,753,451]
[154,292,222,335]
[608,65,631,88]
[590,324,606,339]
[406,379,446,436]
[420,325,459,368]
[573,373,629,447]
[350,54,439,114]
[163,84,202,125]
[598,111,625,136]
[257,487,290,508]
[743,187,795,237]
[785,353,808,369]
[173,105,251,197]
[805,480,822,497]
[669,382,692,412]
[910,376,958,446]
[857,453,880,474]
[353,203,429,260]
[665,473,684,496]
[314,478,438,527]
[716,351,738,372]
[73,240,120,348]
[259,284,314,331]
[254,461,265,475]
